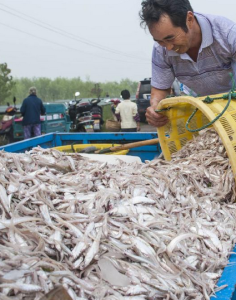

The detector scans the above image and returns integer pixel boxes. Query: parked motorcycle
[69,98,103,132]
[76,111,94,132]
[68,98,91,130]
[0,99,18,145]
[90,98,103,132]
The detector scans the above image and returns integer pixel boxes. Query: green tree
[6,77,138,103]
[0,63,15,104]
[91,83,102,99]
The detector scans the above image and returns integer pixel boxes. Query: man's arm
[228,24,236,84]
[146,86,170,127]
[148,42,175,126]
[20,100,26,116]
[115,104,121,121]
[133,104,140,131]
[115,104,120,114]
[40,101,46,115]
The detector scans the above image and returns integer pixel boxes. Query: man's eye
[166,37,175,41]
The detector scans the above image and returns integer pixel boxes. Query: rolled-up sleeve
[151,43,175,90]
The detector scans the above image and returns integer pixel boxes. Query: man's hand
[137,124,141,131]
[146,105,169,127]
[146,86,170,127]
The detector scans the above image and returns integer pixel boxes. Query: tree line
[0,63,138,105]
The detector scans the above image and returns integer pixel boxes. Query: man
[20,87,46,139]
[140,0,236,127]
[115,90,140,132]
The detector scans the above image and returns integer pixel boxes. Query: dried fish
[0,129,235,299]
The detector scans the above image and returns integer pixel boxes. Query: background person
[110,99,121,121]
[139,0,236,127]
[115,89,140,132]
[20,87,46,139]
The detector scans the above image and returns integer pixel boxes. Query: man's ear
[186,11,195,30]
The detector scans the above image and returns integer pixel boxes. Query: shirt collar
[166,12,213,57]
[195,13,213,52]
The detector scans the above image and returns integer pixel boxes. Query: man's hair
[140,0,193,32]
[29,87,37,95]
[121,90,130,100]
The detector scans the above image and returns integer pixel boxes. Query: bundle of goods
[105,119,121,132]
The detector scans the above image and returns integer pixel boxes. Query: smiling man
[140,0,236,127]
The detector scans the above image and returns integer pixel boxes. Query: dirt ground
[140,123,156,132]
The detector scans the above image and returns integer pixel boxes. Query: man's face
[149,13,194,54]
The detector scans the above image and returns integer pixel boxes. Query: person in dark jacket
[20,87,46,139]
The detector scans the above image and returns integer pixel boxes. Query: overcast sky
[0,0,235,82]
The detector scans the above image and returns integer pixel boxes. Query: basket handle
[185,92,233,133]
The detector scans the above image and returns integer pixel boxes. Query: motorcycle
[76,111,94,132]
[0,99,18,145]
[90,98,103,132]
[69,98,103,132]
[68,98,91,130]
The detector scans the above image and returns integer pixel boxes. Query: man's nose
[165,43,174,51]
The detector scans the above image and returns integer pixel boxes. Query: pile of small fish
[0,129,235,300]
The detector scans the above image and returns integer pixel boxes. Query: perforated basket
[156,93,236,180]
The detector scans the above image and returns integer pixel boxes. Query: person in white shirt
[115,90,140,132]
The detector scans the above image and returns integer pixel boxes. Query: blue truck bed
[0,132,161,162]
[0,132,235,300]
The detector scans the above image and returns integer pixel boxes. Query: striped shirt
[151,13,236,96]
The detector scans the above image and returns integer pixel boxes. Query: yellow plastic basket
[156,93,236,181]
[53,144,129,155]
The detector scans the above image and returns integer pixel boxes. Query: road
[140,123,156,132]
